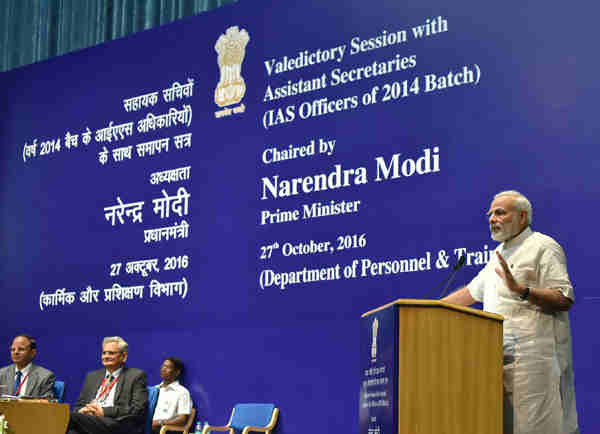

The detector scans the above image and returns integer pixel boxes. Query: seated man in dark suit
[0,334,55,398]
[67,336,148,434]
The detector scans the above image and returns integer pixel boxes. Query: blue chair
[53,380,65,402]
[146,386,160,434]
[204,403,279,434]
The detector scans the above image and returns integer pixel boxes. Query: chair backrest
[145,386,160,434]
[230,403,276,430]
[53,381,65,402]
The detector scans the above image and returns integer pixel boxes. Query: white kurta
[468,227,578,434]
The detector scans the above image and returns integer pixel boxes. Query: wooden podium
[0,400,69,434]
[360,299,503,434]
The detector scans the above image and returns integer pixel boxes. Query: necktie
[98,375,113,402]
[13,370,22,395]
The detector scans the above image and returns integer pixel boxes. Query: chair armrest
[202,425,234,434]
[241,426,273,434]
[160,424,190,434]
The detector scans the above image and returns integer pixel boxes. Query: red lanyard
[15,372,30,396]
[96,375,119,402]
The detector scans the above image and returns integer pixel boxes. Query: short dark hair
[13,334,36,350]
[165,357,184,377]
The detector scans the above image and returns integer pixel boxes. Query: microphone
[438,255,466,299]
[428,255,466,299]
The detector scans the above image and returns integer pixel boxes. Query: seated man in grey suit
[67,336,148,434]
[0,334,55,398]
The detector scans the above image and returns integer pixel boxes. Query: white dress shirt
[152,380,192,421]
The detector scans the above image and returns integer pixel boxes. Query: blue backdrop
[1,0,598,432]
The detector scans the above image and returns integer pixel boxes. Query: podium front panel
[361,300,503,434]
[360,303,398,434]
[0,400,69,434]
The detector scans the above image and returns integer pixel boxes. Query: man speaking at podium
[442,190,578,434]
[67,336,148,434]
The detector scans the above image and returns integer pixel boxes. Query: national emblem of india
[214,26,250,107]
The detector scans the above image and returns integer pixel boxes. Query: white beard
[490,218,522,242]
